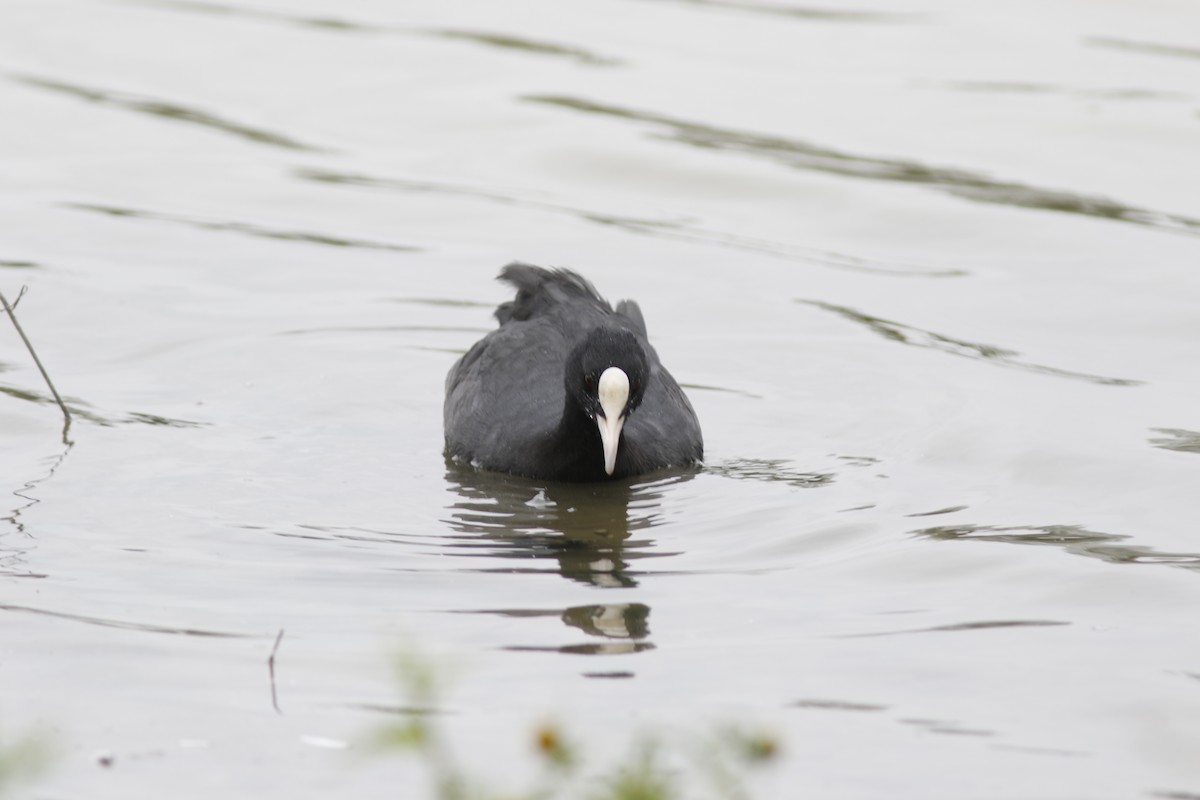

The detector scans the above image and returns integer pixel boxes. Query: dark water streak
[0,603,251,637]
[935,80,1189,102]
[280,325,491,337]
[915,523,1200,576]
[791,699,888,711]
[798,299,1142,386]
[122,0,619,66]
[0,384,203,428]
[298,168,958,277]
[389,297,495,309]
[707,458,833,488]
[906,505,969,517]
[1148,428,1200,454]
[65,203,422,253]
[525,95,1200,237]
[1088,37,1200,62]
[841,619,1069,638]
[899,718,995,737]
[791,698,1095,754]
[423,29,621,66]
[679,382,764,399]
[637,0,920,23]
[11,74,323,151]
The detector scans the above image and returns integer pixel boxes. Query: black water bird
[444,264,703,481]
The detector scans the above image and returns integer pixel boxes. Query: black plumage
[444,263,703,481]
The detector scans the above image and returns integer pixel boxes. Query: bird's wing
[614,299,647,337]
[494,262,611,324]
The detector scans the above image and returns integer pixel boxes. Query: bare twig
[0,288,72,439]
[268,628,286,714]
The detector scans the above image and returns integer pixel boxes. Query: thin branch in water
[0,288,72,440]
[9,286,28,310]
[268,628,286,714]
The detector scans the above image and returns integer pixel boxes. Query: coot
[444,263,703,481]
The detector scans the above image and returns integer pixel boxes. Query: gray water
[3,0,1200,797]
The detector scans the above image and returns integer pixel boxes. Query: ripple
[639,0,921,23]
[124,0,382,31]
[1087,37,1200,62]
[438,465,697,588]
[790,699,888,712]
[914,523,1200,575]
[0,384,204,428]
[598,220,965,277]
[906,505,969,517]
[0,538,47,578]
[789,697,1013,745]
[2,421,74,574]
[990,744,1090,758]
[0,260,39,269]
[346,703,445,717]
[269,468,698,589]
[125,0,619,66]
[1148,428,1200,455]
[11,74,324,152]
[841,619,1069,638]
[582,671,635,679]
[899,717,995,737]
[280,325,490,337]
[124,412,206,428]
[934,80,1190,102]
[389,297,495,309]
[707,458,834,488]
[64,203,422,252]
[797,299,1142,386]
[0,603,251,637]
[834,455,880,467]
[0,384,107,425]
[678,382,764,399]
[525,94,1200,236]
[422,29,620,66]
[298,167,961,277]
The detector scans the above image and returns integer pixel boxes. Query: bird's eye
[584,374,597,391]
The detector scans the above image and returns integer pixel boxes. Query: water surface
[2,0,1200,797]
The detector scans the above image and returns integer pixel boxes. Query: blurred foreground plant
[0,728,51,798]
[373,648,778,800]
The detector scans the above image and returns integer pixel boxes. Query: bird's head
[566,327,648,476]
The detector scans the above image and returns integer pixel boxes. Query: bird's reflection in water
[555,602,654,655]
[563,602,649,639]
[443,462,696,657]
[464,603,655,655]
[443,461,694,588]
